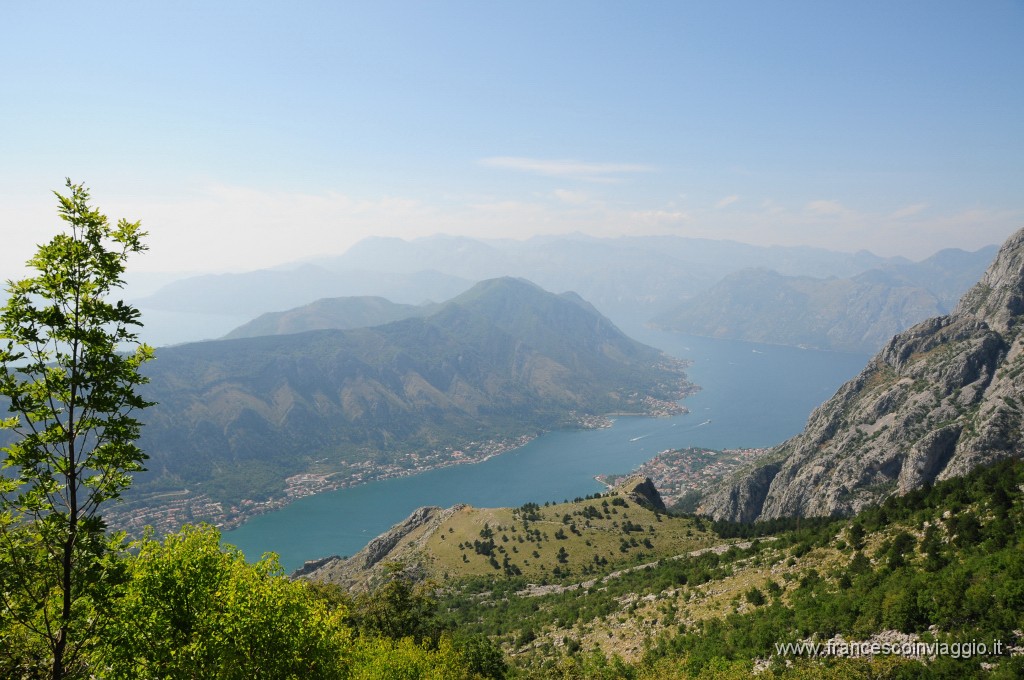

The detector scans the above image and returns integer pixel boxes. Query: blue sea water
[225,331,869,571]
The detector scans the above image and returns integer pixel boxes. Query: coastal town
[111,439,767,537]
[108,433,538,536]
[597,446,771,509]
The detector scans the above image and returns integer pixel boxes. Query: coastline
[108,432,538,537]
[108,397,692,538]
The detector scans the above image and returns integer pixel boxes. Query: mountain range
[133,234,995,354]
[291,233,1024,675]
[130,278,690,515]
[650,245,997,353]
[135,267,472,317]
[223,296,439,339]
[701,228,1024,521]
[132,234,906,338]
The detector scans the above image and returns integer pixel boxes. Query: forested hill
[130,277,690,518]
[223,296,440,339]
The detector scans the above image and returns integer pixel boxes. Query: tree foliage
[93,524,353,679]
[351,563,443,645]
[0,180,152,679]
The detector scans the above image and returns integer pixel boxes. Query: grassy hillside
[303,477,719,590]
[425,497,710,582]
[395,459,1024,678]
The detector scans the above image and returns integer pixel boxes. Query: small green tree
[352,562,441,645]
[0,180,153,679]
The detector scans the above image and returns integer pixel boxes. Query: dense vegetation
[8,452,1013,677]
[1,524,506,678]
[431,458,1024,678]
[10,443,1017,677]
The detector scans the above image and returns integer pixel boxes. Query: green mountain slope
[364,459,1023,678]
[223,296,438,339]
[126,278,690,526]
[299,476,695,591]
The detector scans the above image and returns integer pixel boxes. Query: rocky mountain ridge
[296,504,460,589]
[650,245,996,353]
[701,228,1024,521]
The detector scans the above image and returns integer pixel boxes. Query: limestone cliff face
[296,505,461,590]
[701,228,1024,521]
[619,475,668,513]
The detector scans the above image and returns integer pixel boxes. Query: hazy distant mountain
[327,233,899,283]
[223,296,439,339]
[134,278,690,508]
[314,234,905,328]
[651,245,997,353]
[135,266,474,316]
[135,234,911,339]
[701,230,1024,522]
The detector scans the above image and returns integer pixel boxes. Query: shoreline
[109,432,538,537]
[109,398,691,537]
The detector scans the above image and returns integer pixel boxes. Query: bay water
[225,331,869,571]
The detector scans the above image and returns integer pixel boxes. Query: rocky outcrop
[702,228,1024,521]
[291,555,341,578]
[704,462,783,523]
[296,504,462,590]
[619,476,668,513]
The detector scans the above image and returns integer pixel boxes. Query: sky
[2,1,1023,275]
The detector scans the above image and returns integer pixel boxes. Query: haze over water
[226,331,869,571]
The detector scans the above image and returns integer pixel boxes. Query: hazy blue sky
[2,1,1022,274]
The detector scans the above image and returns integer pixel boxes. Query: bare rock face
[706,462,783,523]
[295,504,462,590]
[701,228,1024,522]
[620,475,668,513]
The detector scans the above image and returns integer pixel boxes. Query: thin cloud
[716,194,740,209]
[805,199,848,217]
[6,181,1014,277]
[628,208,691,226]
[889,203,928,220]
[552,189,591,205]
[479,156,654,182]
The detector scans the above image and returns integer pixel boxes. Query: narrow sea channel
[225,331,869,571]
